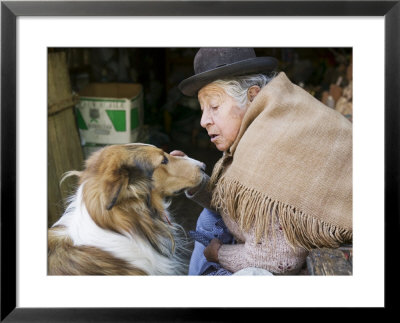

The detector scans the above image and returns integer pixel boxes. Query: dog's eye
[161,156,169,165]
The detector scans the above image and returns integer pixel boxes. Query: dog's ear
[105,162,154,211]
[106,181,124,211]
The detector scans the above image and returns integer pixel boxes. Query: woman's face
[198,84,247,152]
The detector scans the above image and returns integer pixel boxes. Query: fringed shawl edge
[211,176,352,251]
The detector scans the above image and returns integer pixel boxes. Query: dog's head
[80,144,206,211]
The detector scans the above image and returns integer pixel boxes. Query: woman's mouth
[210,134,219,142]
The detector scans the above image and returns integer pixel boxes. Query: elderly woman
[172,48,352,275]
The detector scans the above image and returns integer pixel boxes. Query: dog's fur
[48,143,205,275]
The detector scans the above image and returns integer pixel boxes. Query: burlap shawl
[211,72,352,250]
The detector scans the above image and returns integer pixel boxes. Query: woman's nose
[200,109,212,128]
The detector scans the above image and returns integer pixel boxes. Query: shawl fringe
[211,176,352,251]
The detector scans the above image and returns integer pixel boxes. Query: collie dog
[48,143,205,275]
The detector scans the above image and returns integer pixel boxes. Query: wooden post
[48,52,83,226]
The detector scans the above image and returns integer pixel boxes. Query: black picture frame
[1,1,398,321]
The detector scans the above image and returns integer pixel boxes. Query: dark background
[57,47,352,130]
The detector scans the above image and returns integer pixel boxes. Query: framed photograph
[1,0,398,320]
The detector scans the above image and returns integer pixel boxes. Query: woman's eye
[161,156,169,165]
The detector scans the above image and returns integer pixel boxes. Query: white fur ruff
[53,185,186,275]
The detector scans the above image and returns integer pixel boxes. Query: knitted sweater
[187,175,309,275]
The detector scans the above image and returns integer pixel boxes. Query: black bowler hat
[178,48,278,96]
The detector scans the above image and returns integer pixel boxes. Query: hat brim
[178,57,278,96]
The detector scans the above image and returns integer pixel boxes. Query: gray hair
[210,73,275,108]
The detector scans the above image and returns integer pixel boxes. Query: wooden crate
[306,245,352,275]
[48,52,83,226]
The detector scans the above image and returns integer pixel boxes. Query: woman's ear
[247,85,261,102]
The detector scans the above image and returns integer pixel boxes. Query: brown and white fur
[48,143,205,275]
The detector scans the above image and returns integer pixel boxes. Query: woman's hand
[204,238,222,263]
[169,150,187,157]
